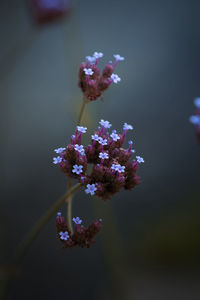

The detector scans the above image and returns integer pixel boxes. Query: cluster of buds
[56,213,102,249]
[53,120,144,200]
[189,98,200,144]
[78,52,124,101]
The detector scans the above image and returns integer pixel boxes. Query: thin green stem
[12,183,81,266]
[77,97,88,126]
[66,96,88,231]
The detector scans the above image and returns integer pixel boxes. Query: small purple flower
[194,97,200,108]
[91,134,99,141]
[189,115,200,125]
[123,123,133,131]
[118,165,125,173]
[72,164,83,175]
[59,231,69,241]
[113,54,125,61]
[74,144,85,153]
[99,152,109,160]
[84,68,94,76]
[136,156,144,163]
[54,147,66,154]
[110,132,120,141]
[53,156,62,164]
[93,51,103,58]
[98,138,107,145]
[131,149,136,153]
[128,140,133,145]
[99,119,112,128]
[57,212,62,217]
[111,73,121,84]
[86,55,96,63]
[85,184,97,196]
[72,217,82,225]
[111,164,125,173]
[77,126,87,133]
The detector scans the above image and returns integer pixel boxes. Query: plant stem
[77,96,88,126]
[12,183,81,266]
[66,96,88,231]
[66,179,73,233]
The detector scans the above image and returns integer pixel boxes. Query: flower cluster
[189,98,200,144]
[78,52,124,101]
[56,212,102,249]
[53,120,144,200]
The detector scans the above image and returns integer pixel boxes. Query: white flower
[99,152,109,160]
[54,147,66,154]
[123,123,133,131]
[85,184,97,196]
[110,132,120,141]
[194,97,200,108]
[99,119,112,128]
[77,126,87,133]
[53,156,62,164]
[113,54,125,61]
[86,56,96,63]
[111,73,121,84]
[93,52,103,59]
[91,134,99,141]
[136,156,144,163]
[72,164,83,175]
[83,68,94,76]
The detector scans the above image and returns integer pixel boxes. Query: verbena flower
[78,52,124,101]
[72,217,82,225]
[54,147,66,154]
[56,213,102,249]
[53,156,62,164]
[54,120,143,200]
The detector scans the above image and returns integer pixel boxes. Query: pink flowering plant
[2,52,144,295]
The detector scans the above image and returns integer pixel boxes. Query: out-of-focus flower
[30,0,70,24]
[189,98,200,144]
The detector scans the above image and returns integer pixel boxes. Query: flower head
[136,156,144,163]
[85,184,97,196]
[99,119,112,128]
[99,138,108,145]
[72,217,82,225]
[53,156,62,164]
[93,52,103,58]
[77,126,87,133]
[59,231,69,241]
[123,123,133,131]
[99,152,109,160]
[113,54,125,61]
[111,73,121,84]
[83,68,94,76]
[189,115,200,125]
[72,164,83,175]
[54,147,66,154]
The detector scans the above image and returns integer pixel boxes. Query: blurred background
[1,0,200,299]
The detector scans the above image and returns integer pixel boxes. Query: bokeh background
[1,0,200,299]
